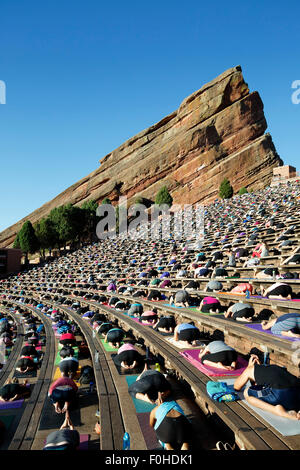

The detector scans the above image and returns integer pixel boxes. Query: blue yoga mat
[125,376,156,413]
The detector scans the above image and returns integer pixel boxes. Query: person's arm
[9,394,19,401]
[198,345,210,359]
[174,325,179,342]
[149,406,158,428]
[261,318,276,330]
[234,356,258,391]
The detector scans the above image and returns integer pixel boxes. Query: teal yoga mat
[125,376,156,413]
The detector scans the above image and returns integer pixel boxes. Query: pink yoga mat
[180,349,248,377]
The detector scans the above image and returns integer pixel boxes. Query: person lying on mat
[15,355,37,374]
[59,331,77,347]
[198,297,222,314]
[43,412,80,450]
[153,315,176,333]
[48,377,78,414]
[261,313,300,338]
[59,353,79,379]
[0,378,31,402]
[112,343,144,370]
[198,340,238,370]
[173,322,201,346]
[139,309,158,325]
[225,302,255,322]
[169,290,190,307]
[104,327,125,348]
[128,363,171,404]
[259,282,293,300]
[234,356,300,420]
[149,393,192,450]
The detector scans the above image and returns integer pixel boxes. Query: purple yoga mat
[0,399,24,409]
[79,434,89,450]
[137,413,159,450]
[180,349,248,377]
[245,323,300,342]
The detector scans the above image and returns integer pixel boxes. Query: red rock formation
[0,65,282,247]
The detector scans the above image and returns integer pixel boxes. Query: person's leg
[244,388,300,420]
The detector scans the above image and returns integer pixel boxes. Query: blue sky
[0,0,299,233]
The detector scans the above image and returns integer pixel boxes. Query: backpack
[206,381,239,402]
[78,365,95,384]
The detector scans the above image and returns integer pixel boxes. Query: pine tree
[18,220,39,264]
[238,187,248,195]
[155,186,173,207]
[219,178,233,199]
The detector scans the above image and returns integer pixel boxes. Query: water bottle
[263,352,269,365]
[89,381,94,393]
[155,363,161,372]
[123,432,130,450]
[245,289,250,299]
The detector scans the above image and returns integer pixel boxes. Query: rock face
[0,65,282,247]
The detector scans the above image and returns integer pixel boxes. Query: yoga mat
[188,308,223,316]
[39,397,81,431]
[125,376,156,413]
[111,355,145,376]
[0,415,15,429]
[53,366,81,385]
[137,412,160,450]
[100,338,124,352]
[14,369,37,378]
[0,399,24,409]
[79,434,89,450]
[221,378,300,436]
[163,304,198,308]
[245,323,300,342]
[166,336,205,349]
[180,350,248,377]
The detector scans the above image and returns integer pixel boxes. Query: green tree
[48,204,82,249]
[13,232,21,249]
[34,217,58,257]
[101,197,112,205]
[219,178,233,199]
[18,220,39,264]
[238,187,248,195]
[81,200,99,243]
[155,186,173,207]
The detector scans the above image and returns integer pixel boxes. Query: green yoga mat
[125,376,156,413]
[55,347,79,365]
[100,338,124,352]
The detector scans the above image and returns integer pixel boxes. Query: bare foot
[54,403,61,414]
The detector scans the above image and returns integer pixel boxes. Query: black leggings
[201,350,237,366]
[155,415,192,449]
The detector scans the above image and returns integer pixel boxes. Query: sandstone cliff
[0,65,282,247]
